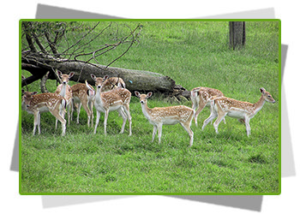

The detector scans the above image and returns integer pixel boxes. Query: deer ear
[68,72,75,79]
[103,75,109,81]
[134,91,140,98]
[31,91,38,95]
[57,70,62,77]
[90,74,97,81]
[260,88,266,94]
[146,92,153,98]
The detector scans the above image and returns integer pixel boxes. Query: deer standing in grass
[202,88,276,136]
[190,86,225,127]
[90,74,126,91]
[54,71,74,129]
[70,82,95,127]
[22,90,67,136]
[71,75,125,127]
[135,91,194,147]
[85,75,132,136]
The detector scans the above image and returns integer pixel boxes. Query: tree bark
[229,22,246,50]
[40,72,50,93]
[22,60,176,94]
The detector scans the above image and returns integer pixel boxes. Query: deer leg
[245,116,251,137]
[213,111,227,134]
[37,112,41,135]
[81,100,91,127]
[50,109,66,136]
[56,107,66,130]
[67,101,71,126]
[157,124,163,144]
[32,111,39,135]
[222,117,226,124]
[94,110,100,134]
[76,103,82,124]
[88,100,94,127]
[103,109,109,135]
[122,104,132,136]
[118,107,127,134]
[202,109,217,131]
[55,118,58,130]
[180,122,194,147]
[194,101,206,127]
[66,103,70,126]
[152,125,157,142]
[191,97,198,122]
[70,99,74,122]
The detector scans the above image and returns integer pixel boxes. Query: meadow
[20,20,280,194]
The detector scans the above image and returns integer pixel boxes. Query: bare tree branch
[40,71,50,93]
[30,24,47,54]
[105,24,142,68]
[20,21,180,96]
[62,22,100,55]
[22,22,37,53]
[44,31,59,56]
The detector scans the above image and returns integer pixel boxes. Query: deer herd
[22,71,276,146]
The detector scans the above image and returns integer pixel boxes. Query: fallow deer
[90,74,126,92]
[90,74,126,119]
[85,76,132,136]
[135,91,194,147]
[202,88,276,136]
[190,86,225,126]
[22,90,67,136]
[70,82,95,127]
[54,71,74,128]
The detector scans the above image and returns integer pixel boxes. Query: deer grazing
[85,75,132,136]
[135,91,194,147]
[70,82,95,127]
[54,71,74,129]
[202,88,276,136]
[190,86,225,126]
[22,90,67,136]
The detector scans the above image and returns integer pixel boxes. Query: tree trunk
[229,22,246,50]
[22,60,176,94]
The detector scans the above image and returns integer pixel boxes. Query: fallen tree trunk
[22,60,176,94]
[51,61,176,93]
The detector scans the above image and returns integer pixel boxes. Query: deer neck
[141,102,151,120]
[252,95,266,116]
[95,87,103,104]
[60,83,67,98]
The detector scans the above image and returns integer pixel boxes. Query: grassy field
[20,20,280,194]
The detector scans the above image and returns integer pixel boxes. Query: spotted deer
[54,71,74,129]
[90,74,126,92]
[70,83,95,127]
[90,74,126,118]
[190,86,225,127]
[85,76,132,136]
[135,91,194,147]
[202,88,276,136]
[22,90,67,136]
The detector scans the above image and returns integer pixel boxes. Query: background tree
[229,21,246,50]
[21,21,178,95]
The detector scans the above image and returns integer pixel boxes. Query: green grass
[20,20,280,194]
